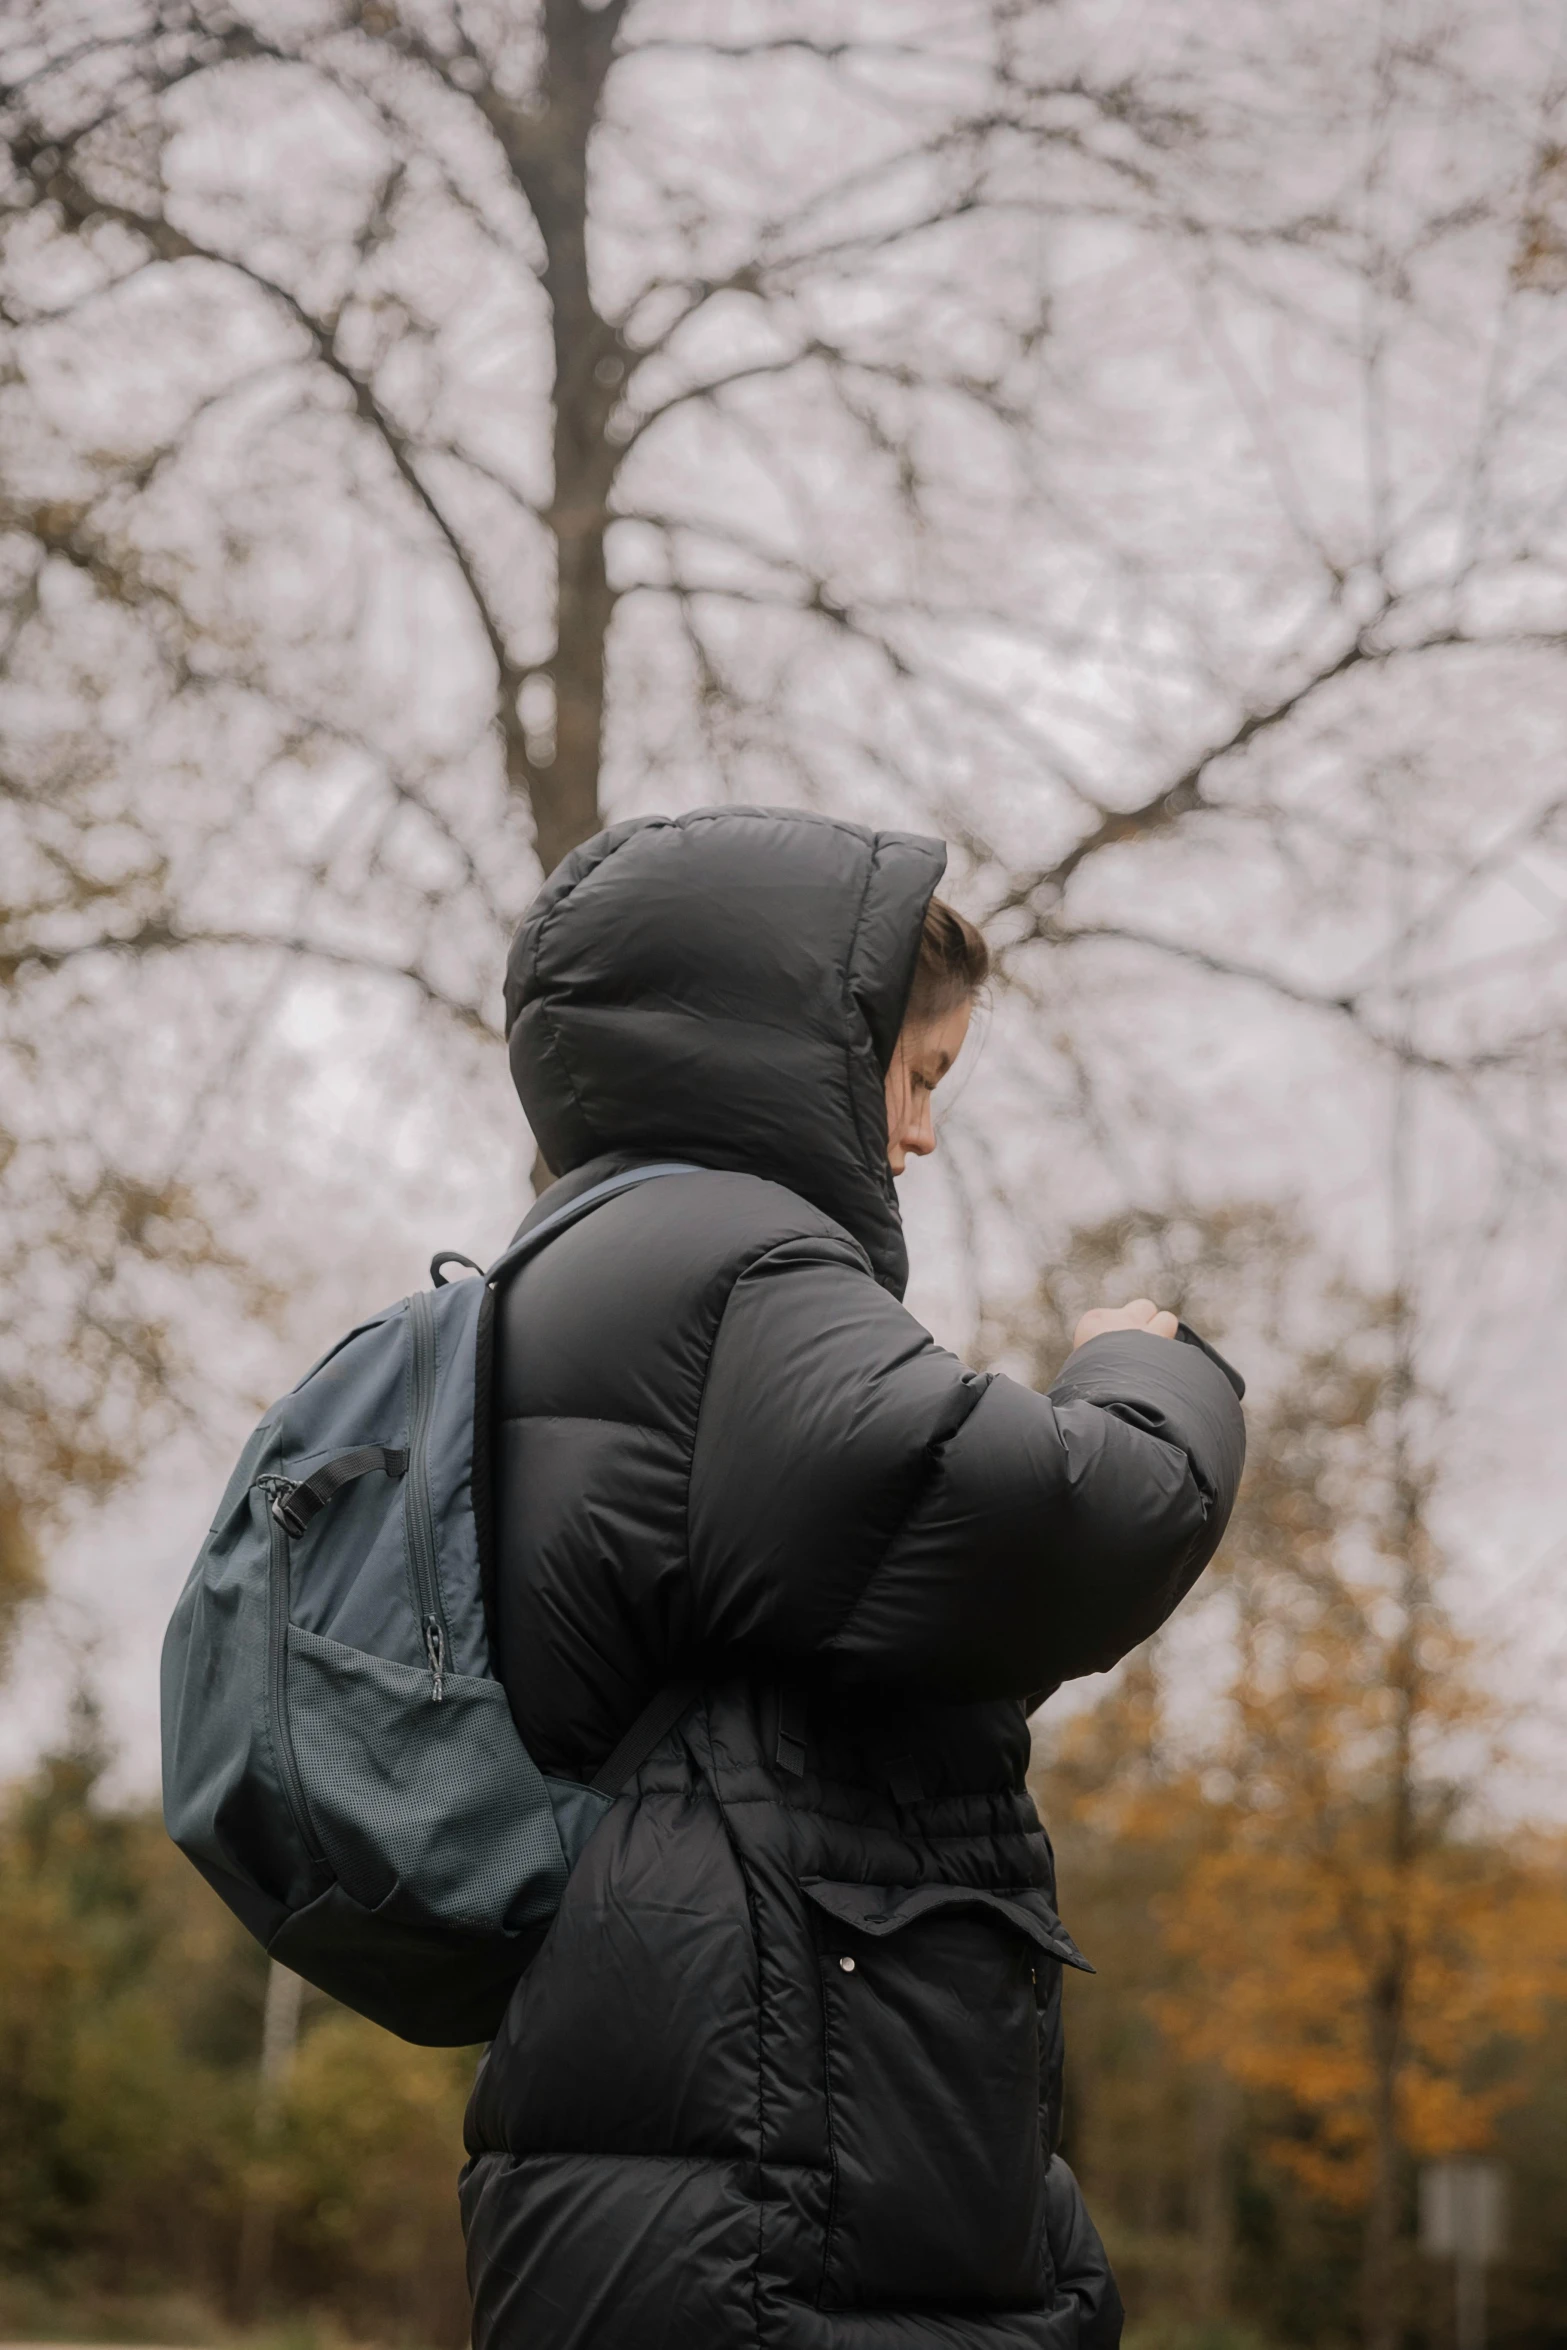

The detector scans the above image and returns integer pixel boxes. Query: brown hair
[904,894,991,1026]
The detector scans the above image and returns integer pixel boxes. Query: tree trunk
[1359,1146,1426,2350]
[1193,2064,1237,2321]
[1363,1543,1421,2350]
[493,0,629,878]
[235,1960,304,2314]
[1362,1955,1405,2350]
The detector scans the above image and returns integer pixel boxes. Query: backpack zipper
[405,1288,449,1702]
[258,1479,326,1864]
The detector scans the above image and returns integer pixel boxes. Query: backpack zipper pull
[423,1617,446,1703]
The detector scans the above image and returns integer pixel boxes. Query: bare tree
[4,3,1565,1037]
[2,0,1566,1625]
[0,0,1191,928]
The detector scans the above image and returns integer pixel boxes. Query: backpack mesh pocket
[285,1626,569,1931]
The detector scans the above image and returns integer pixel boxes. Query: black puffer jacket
[461,808,1245,2350]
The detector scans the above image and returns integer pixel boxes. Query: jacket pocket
[803,1877,1090,2312]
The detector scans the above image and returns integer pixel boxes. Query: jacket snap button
[839,1955,856,1973]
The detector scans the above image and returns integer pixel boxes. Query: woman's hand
[1072,1297,1179,1350]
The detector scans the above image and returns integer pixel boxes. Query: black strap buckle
[270,1488,316,1539]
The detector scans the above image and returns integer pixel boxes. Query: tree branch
[1,916,501,1037]
[30,158,540,791]
[1032,917,1566,1081]
[988,619,1567,921]
[986,630,1389,920]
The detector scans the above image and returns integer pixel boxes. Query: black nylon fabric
[466,807,1246,2348]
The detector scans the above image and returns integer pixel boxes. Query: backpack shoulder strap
[471,1161,701,1664]
[483,1160,702,1288]
[589,1678,702,1798]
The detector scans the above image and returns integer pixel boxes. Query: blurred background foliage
[0,1694,475,2348]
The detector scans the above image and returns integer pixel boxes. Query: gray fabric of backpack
[159,1162,697,2045]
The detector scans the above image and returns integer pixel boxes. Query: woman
[462,807,1245,2350]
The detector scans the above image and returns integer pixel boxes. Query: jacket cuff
[1049,1328,1246,1527]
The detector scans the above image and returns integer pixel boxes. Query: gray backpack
[160,1163,698,2045]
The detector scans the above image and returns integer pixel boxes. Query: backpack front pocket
[804,1878,1089,2312]
[284,1626,568,1931]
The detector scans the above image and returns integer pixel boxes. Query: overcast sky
[4,0,1566,1808]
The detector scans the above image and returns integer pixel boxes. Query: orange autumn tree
[1150,1315,1567,2350]
[1153,1582,1561,2204]
[1009,1211,1567,2350]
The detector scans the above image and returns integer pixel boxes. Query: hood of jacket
[503,807,947,1296]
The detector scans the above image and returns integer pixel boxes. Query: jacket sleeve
[686,1237,1245,1700]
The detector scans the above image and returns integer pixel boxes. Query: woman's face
[883,999,973,1175]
